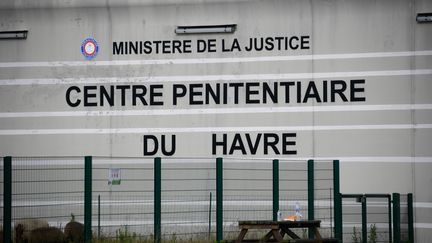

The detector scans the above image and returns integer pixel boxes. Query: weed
[352,226,361,243]
[368,224,377,243]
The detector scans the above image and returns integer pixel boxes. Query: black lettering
[263,82,278,104]
[183,40,192,53]
[162,41,171,54]
[100,86,114,106]
[350,79,366,102]
[229,134,247,155]
[143,41,152,54]
[197,39,206,53]
[280,82,295,103]
[66,86,81,107]
[264,133,280,155]
[289,36,299,50]
[154,41,161,54]
[245,38,253,51]
[208,39,217,52]
[161,135,176,156]
[143,135,158,156]
[229,83,244,104]
[205,83,220,104]
[265,37,274,51]
[113,42,124,55]
[246,82,260,104]
[150,85,163,105]
[296,81,302,103]
[83,86,97,107]
[303,81,322,103]
[129,41,138,54]
[172,40,182,53]
[254,38,263,51]
[173,84,187,105]
[331,80,348,102]
[245,133,262,155]
[189,83,204,105]
[301,36,310,49]
[212,133,227,155]
[282,133,297,155]
[232,38,241,51]
[132,85,148,106]
[116,85,130,106]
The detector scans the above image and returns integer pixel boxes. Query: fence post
[333,160,342,241]
[361,196,367,243]
[408,193,414,243]
[4,156,12,243]
[98,195,101,239]
[84,156,92,243]
[273,159,279,221]
[216,157,223,242]
[208,192,212,239]
[393,193,401,243]
[307,159,314,239]
[154,157,161,243]
[388,195,393,243]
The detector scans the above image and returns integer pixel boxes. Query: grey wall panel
[1,0,431,240]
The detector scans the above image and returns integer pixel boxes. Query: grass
[92,226,216,243]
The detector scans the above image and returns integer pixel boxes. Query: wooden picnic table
[236,220,323,243]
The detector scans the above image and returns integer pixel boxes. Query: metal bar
[361,196,367,243]
[393,193,401,243]
[4,156,12,243]
[84,156,92,243]
[342,193,391,198]
[154,157,161,243]
[388,195,393,243]
[307,159,314,239]
[408,193,414,243]
[98,194,101,239]
[209,192,212,240]
[333,160,342,241]
[273,159,279,221]
[216,157,223,242]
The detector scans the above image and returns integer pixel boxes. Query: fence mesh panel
[400,194,409,242]
[0,157,3,227]
[279,160,308,239]
[92,157,154,240]
[223,158,272,240]
[314,161,335,238]
[2,157,343,242]
[11,157,84,234]
[161,158,216,241]
[342,197,362,243]
[341,195,391,243]
[366,197,391,243]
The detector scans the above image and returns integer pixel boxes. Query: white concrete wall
[0,0,431,241]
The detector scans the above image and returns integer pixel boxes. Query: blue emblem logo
[81,37,99,59]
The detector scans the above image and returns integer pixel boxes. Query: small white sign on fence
[108,168,121,185]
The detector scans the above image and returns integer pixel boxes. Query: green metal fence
[222,158,273,240]
[340,194,392,243]
[339,193,415,243]
[1,156,415,243]
[92,157,154,240]
[393,193,414,243]
[160,158,216,241]
[7,157,85,243]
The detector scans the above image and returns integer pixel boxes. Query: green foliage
[368,224,377,243]
[352,226,361,243]
[92,226,215,243]
[302,228,307,239]
[115,225,140,243]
